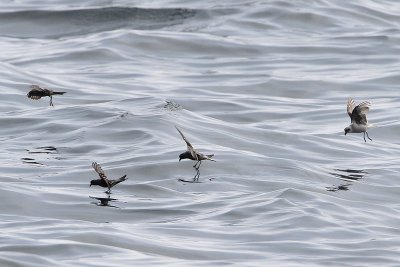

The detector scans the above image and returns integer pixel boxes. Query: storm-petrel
[175,126,215,180]
[90,162,128,193]
[27,85,66,107]
[344,98,372,142]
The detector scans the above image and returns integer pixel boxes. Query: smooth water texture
[0,0,400,266]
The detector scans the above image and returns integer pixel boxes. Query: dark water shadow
[326,169,367,192]
[178,178,202,183]
[28,146,58,154]
[22,146,59,166]
[178,167,202,183]
[89,195,119,208]
[178,172,216,183]
[21,157,45,166]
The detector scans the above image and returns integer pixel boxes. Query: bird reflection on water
[89,196,119,208]
[326,169,367,192]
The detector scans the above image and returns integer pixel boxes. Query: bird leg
[50,95,54,107]
[193,160,202,170]
[193,160,200,169]
[366,131,372,141]
[363,132,366,142]
[193,168,200,182]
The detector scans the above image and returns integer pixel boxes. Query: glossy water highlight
[0,1,399,266]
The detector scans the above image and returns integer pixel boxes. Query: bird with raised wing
[27,85,66,107]
[90,162,127,193]
[175,126,215,181]
[344,98,372,142]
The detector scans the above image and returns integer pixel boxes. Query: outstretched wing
[92,162,110,188]
[175,126,198,160]
[347,98,356,119]
[351,101,370,125]
[30,84,42,91]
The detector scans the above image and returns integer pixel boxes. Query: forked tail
[206,154,216,162]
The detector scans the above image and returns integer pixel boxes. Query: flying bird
[27,85,66,107]
[175,126,215,180]
[90,162,128,193]
[344,98,372,142]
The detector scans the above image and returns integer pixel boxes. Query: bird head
[344,127,350,135]
[90,180,99,187]
[179,151,192,162]
[178,152,187,162]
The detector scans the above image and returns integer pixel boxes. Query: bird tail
[53,91,66,95]
[110,175,128,187]
[116,175,128,183]
[206,154,216,162]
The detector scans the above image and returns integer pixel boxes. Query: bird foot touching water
[27,85,66,107]
[178,178,202,183]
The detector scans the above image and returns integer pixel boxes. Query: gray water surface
[1,1,400,266]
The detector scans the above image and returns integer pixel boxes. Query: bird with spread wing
[90,162,127,193]
[175,126,215,181]
[344,98,372,142]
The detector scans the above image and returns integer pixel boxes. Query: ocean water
[0,0,400,266]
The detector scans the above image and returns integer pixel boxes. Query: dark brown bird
[90,162,128,193]
[175,126,215,180]
[27,85,66,107]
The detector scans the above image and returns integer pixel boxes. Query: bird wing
[351,101,370,125]
[347,98,356,119]
[29,85,53,94]
[28,85,54,99]
[175,126,198,160]
[92,162,110,188]
[30,85,42,91]
[27,85,43,99]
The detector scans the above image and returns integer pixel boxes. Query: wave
[0,7,197,38]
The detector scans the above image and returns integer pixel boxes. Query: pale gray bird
[344,98,372,142]
[27,85,66,107]
[90,162,127,193]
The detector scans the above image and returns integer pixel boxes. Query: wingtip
[360,100,371,107]
[175,125,185,138]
